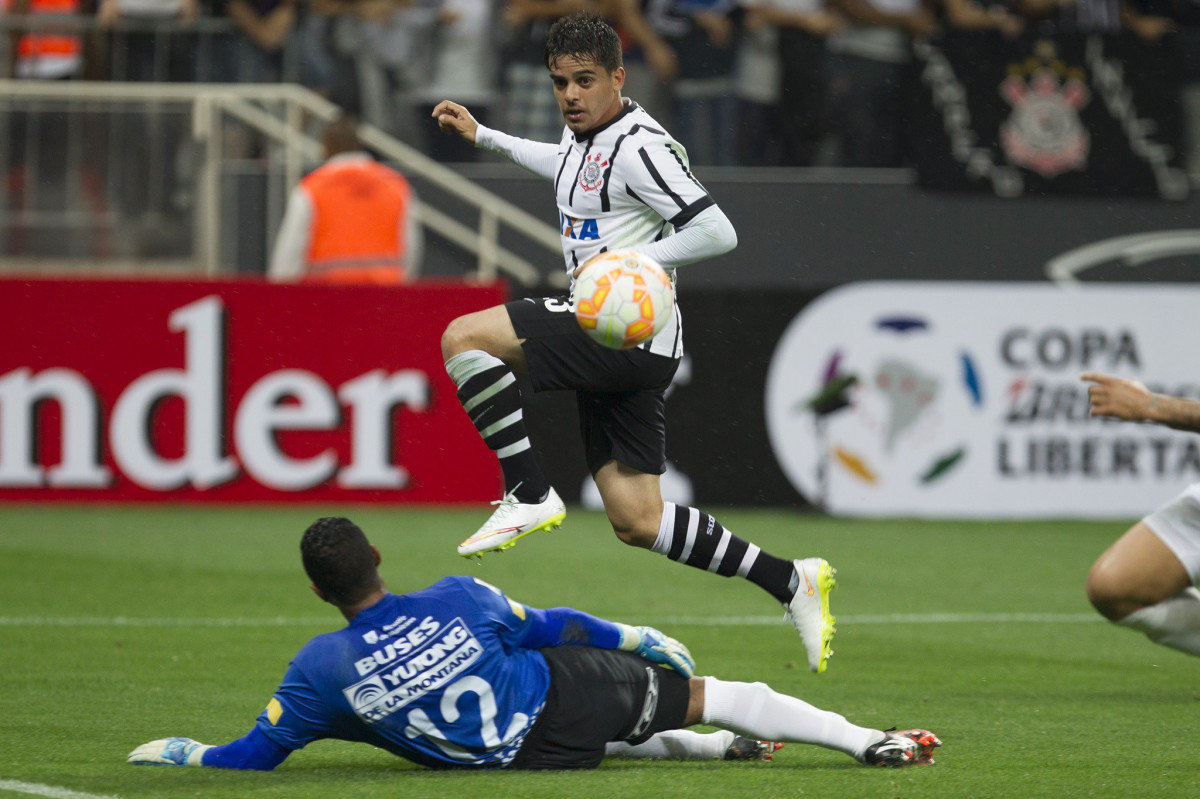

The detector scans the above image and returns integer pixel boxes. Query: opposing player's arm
[518,605,695,677]
[1082,372,1200,433]
[468,578,695,677]
[127,727,290,770]
[128,661,327,770]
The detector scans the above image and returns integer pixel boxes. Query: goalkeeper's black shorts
[507,646,691,770]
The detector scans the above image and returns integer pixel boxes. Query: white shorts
[1143,483,1200,585]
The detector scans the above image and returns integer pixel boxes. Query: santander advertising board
[0,279,505,503]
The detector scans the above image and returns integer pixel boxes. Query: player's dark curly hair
[544,10,623,74]
[300,517,381,605]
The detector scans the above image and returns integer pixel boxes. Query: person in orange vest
[4,0,101,257]
[268,115,421,285]
[4,0,83,79]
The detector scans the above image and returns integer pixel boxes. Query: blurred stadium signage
[0,279,505,503]
[909,32,1189,200]
[763,282,1200,518]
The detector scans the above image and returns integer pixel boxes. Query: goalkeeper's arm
[127,726,291,770]
[518,605,696,678]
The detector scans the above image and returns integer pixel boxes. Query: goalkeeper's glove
[617,623,695,678]
[127,737,212,766]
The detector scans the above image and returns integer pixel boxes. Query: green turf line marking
[0,779,118,799]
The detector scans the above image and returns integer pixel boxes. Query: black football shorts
[507,297,679,476]
[508,646,692,770]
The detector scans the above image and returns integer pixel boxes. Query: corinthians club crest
[999,65,1091,178]
[579,152,609,192]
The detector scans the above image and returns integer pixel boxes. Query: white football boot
[784,557,837,673]
[457,487,566,558]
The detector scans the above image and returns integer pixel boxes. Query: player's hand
[1081,372,1153,422]
[430,101,479,144]
[127,737,212,766]
[618,624,696,678]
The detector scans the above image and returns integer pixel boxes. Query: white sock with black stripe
[652,502,798,604]
[445,350,548,503]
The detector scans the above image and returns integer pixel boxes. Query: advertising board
[0,278,505,503]
[764,282,1200,517]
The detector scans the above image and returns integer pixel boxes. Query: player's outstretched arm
[1082,372,1200,433]
[617,624,696,678]
[128,737,212,767]
[519,606,695,677]
[127,727,290,770]
[459,118,560,179]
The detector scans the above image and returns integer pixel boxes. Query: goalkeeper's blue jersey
[254,576,550,768]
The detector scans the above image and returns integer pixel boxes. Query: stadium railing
[0,15,560,285]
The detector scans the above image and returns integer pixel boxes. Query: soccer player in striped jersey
[431,11,837,674]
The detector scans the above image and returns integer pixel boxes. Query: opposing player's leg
[1087,492,1200,655]
[684,676,939,767]
[451,294,674,558]
[1087,522,1191,620]
[594,462,836,673]
[442,304,563,557]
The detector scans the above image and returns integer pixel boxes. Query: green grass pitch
[1,504,1197,799]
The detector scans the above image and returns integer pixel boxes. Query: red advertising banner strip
[0,278,507,503]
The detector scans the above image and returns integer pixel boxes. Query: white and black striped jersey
[476,98,734,358]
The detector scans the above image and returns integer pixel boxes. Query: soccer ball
[574,251,674,350]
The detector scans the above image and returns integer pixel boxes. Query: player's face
[548,55,626,135]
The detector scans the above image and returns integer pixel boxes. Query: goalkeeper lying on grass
[128,517,939,771]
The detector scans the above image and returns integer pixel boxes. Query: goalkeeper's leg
[694,675,939,765]
[606,730,724,759]
[606,730,782,761]
[696,677,881,761]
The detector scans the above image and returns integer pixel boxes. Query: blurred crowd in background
[3,0,1199,169]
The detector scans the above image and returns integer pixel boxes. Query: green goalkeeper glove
[617,623,696,678]
[127,737,212,766]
